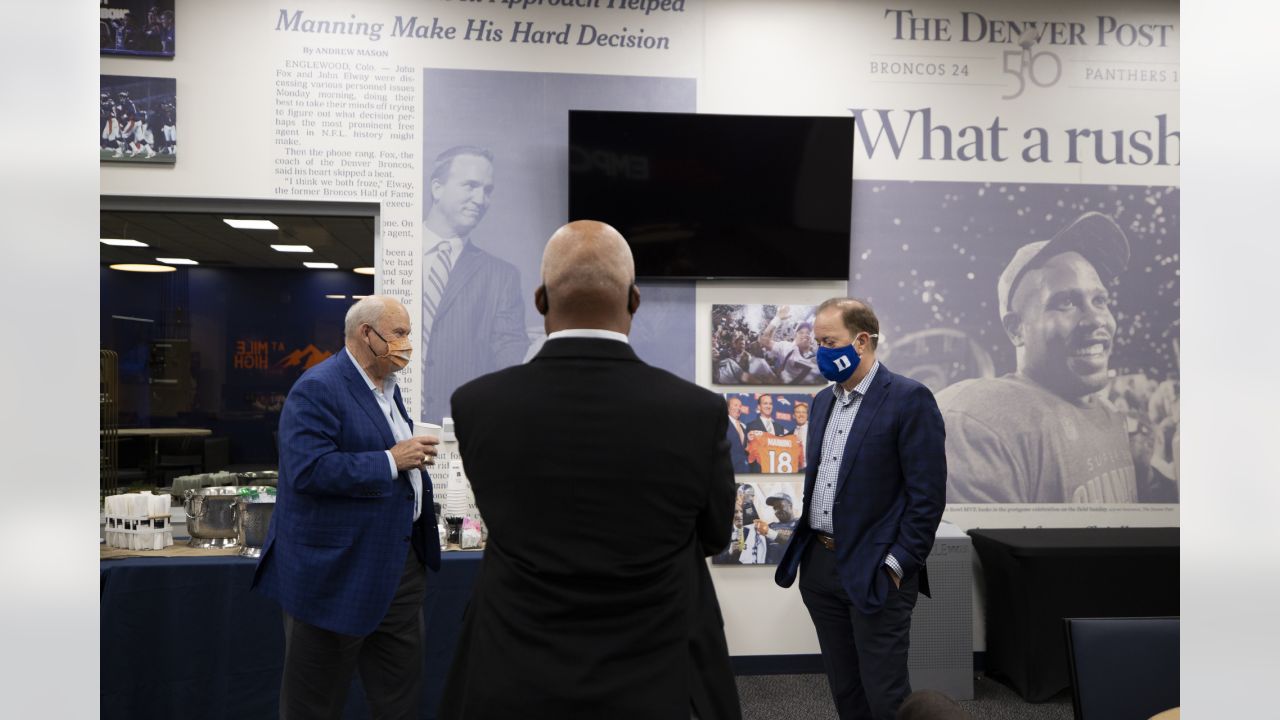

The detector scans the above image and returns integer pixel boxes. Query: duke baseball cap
[997,212,1130,314]
[766,492,793,506]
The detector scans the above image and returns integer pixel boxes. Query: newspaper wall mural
[103,0,1178,534]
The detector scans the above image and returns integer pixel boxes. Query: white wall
[4,3,102,718]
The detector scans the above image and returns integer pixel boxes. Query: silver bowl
[184,486,241,549]
[234,487,276,558]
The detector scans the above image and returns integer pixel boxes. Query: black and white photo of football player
[851,180,1179,504]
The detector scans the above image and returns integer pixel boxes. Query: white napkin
[103,492,174,550]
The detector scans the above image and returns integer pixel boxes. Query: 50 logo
[1002,46,1062,99]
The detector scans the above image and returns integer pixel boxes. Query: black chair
[156,436,205,484]
[1064,617,1179,720]
[114,436,150,486]
[202,436,230,474]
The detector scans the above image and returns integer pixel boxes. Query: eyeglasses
[366,325,408,341]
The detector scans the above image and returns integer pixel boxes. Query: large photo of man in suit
[419,69,700,411]
[419,145,530,425]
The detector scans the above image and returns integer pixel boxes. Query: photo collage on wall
[100,75,176,164]
[101,1,175,165]
[712,303,823,565]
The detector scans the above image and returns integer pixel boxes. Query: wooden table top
[112,427,212,438]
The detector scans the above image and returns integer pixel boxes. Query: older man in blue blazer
[774,298,947,720]
[254,295,442,720]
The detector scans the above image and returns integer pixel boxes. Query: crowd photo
[100,1,175,57]
[712,304,824,385]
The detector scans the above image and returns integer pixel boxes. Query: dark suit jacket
[774,364,946,614]
[253,349,441,636]
[439,338,740,719]
[745,415,791,438]
[420,241,530,424]
[726,416,751,473]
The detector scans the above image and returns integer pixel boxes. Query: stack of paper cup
[103,491,173,550]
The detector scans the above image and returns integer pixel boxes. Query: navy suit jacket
[420,241,529,424]
[726,417,750,473]
[745,416,791,438]
[774,364,946,614]
[253,349,441,636]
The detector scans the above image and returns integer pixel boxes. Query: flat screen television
[568,110,853,280]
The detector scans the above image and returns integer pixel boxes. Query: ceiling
[100,211,375,270]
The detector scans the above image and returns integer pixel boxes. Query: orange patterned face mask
[368,327,413,370]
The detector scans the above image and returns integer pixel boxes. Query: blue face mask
[816,343,861,383]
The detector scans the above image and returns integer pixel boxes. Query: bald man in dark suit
[440,221,740,720]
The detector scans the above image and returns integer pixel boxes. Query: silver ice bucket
[234,486,277,558]
[184,486,241,549]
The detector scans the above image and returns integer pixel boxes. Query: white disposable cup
[414,423,442,469]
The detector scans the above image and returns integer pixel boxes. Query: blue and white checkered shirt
[807,361,903,578]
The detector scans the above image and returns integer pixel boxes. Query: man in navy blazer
[254,295,442,720]
[774,298,946,720]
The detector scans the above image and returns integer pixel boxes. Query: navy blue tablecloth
[967,528,1179,702]
[100,551,482,720]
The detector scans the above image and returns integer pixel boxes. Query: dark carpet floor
[735,674,1074,720]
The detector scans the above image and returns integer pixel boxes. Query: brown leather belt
[814,532,836,551]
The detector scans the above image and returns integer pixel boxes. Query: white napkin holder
[103,491,174,550]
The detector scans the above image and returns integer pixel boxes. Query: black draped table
[967,527,1179,702]
[100,551,482,720]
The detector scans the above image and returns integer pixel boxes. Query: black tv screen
[568,111,852,280]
